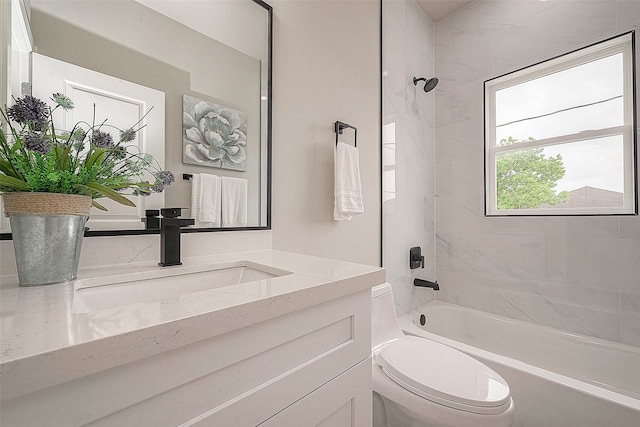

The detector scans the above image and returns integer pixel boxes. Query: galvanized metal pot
[3,193,92,286]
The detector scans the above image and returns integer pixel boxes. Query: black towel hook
[335,121,357,147]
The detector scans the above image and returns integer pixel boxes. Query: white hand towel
[190,173,221,227]
[190,173,202,223]
[221,176,248,227]
[334,141,364,220]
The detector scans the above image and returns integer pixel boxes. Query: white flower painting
[182,95,247,171]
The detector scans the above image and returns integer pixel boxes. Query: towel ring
[335,121,357,147]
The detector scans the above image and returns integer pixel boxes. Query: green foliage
[496,136,568,210]
[0,94,174,209]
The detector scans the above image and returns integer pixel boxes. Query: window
[484,32,637,216]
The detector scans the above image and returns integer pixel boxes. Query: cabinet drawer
[259,357,372,427]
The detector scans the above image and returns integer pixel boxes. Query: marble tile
[382,1,408,116]
[621,292,640,346]
[566,217,620,239]
[435,195,487,234]
[396,113,427,161]
[405,158,430,199]
[435,31,492,86]
[383,208,406,240]
[495,285,621,342]
[434,79,483,128]
[494,233,549,280]
[566,237,640,294]
[434,159,452,198]
[424,193,435,234]
[435,267,496,313]
[492,1,617,76]
[434,118,484,163]
[495,276,621,314]
[383,232,409,282]
[435,232,454,270]
[399,193,428,236]
[443,0,546,37]
[620,216,640,239]
[389,277,436,317]
[450,156,484,195]
[617,0,640,32]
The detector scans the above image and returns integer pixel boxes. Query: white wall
[270,0,381,266]
[435,0,640,346]
[382,0,436,316]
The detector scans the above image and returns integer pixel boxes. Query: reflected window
[484,31,637,216]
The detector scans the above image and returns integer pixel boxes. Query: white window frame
[484,31,637,216]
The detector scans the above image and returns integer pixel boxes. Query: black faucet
[142,209,161,230]
[414,278,440,291]
[159,208,195,267]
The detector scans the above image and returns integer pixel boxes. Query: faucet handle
[161,207,185,218]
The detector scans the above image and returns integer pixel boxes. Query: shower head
[413,76,439,93]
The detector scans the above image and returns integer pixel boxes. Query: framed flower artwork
[182,95,247,171]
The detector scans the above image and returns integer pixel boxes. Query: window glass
[495,54,624,144]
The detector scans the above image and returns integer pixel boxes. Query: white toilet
[371,283,514,427]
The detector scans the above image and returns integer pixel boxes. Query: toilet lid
[376,336,511,415]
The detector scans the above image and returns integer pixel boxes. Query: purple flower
[7,95,49,130]
[23,132,51,154]
[132,184,151,197]
[90,130,114,148]
[151,182,165,193]
[112,146,127,159]
[154,170,175,186]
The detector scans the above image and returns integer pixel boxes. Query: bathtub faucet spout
[414,278,439,291]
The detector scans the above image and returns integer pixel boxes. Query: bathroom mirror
[0,0,272,236]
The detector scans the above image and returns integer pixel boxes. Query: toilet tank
[371,283,405,350]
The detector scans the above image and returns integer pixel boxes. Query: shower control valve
[410,246,425,269]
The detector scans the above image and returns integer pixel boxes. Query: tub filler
[398,301,640,427]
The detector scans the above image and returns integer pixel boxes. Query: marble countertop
[0,250,385,401]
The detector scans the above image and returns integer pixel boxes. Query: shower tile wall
[435,0,640,346]
[382,0,436,316]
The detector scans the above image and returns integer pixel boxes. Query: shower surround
[383,0,640,347]
[434,0,640,347]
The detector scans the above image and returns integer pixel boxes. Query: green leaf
[0,175,29,191]
[55,144,73,170]
[85,148,106,170]
[92,200,108,211]
[0,160,22,178]
[74,182,136,207]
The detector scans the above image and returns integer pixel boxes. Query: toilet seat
[376,336,511,415]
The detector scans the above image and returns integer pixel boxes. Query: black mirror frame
[0,0,272,240]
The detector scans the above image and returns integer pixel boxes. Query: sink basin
[72,261,292,313]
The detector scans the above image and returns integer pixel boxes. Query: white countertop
[0,250,385,401]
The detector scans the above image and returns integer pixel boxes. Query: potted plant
[0,93,174,286]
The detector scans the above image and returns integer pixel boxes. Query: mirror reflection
[1,0,271,234]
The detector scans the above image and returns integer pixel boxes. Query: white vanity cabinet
[1,289,372,427]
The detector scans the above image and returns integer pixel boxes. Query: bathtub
[398,301,640,427]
